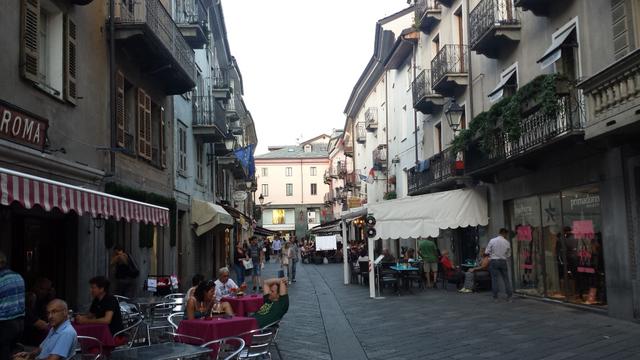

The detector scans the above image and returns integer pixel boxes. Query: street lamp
[444,97,464,132]
[258,194,264,206]
[224,133,236,152]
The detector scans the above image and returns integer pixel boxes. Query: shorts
[423,262,438,273]
[252,261,261,276]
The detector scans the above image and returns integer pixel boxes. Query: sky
[221,0,410,155]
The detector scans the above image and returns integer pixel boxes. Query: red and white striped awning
[0,167,169,226]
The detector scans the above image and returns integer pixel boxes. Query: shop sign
[0,100,48,150]
[570,194,600,210]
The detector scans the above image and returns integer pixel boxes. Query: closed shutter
[144,95,152,159]
[63,14,77,104]
[160,106,166,169]
[137,88,152,160]
[20,0,40,83]
[612,0,637,60]
[116,71,125,147]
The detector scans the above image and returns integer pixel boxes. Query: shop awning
[367,188,488,240]
[0,167,169,225]
[263,224,295,231]
[488,65,517,102]
[309,219,342,235]
[340,206,368,221]
[254,226,277,236]
[191,199,233,236]
[537,23,577,69]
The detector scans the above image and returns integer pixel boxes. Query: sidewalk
[269,261,640,360]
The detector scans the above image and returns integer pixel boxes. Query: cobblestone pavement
[261,261,640,360]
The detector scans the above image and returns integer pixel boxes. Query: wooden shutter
[612,0,637,60]
[116,71,125,147]
[160,106,166,169]
[20,0,40,82]
[144,95,152,159]
[63,14,77,104]
[137,88,152,159]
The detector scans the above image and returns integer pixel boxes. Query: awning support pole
[342,219,349,285]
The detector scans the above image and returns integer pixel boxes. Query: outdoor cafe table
[109,342,211,360]
[72,323,115,347]
[390,264,420,294]
[222,294,264,317]
[177,316,258,357]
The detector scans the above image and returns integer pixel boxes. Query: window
[178,126,187,175]
[286,183,293,196]
[272,209,286,225]
[310,167,317,176]
[136,89,166,167]
[310,183,317,195]
[196,142,204,184]
[261,167,268,177]
[21,0,77,103]
[304,144,312,152]
[285,167,292,177]
[261,184,269,197]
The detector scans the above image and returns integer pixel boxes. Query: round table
[222,295,264,317]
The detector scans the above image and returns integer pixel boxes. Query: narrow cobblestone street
[265,262,640,360]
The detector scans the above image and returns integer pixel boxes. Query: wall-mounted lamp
[444,97,464,133]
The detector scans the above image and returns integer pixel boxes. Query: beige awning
[191,199,233,236]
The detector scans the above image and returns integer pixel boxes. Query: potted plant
[383,191,397,200]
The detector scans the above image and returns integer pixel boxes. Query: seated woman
[459,251,490,293]
[440,250,465,289]
[185,280,234,319]
[403,248,416,262]
[251,278,289,328]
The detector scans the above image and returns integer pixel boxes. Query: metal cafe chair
[74,335,104,360]
[235,328,274,359]
[164,331,205,345]
[260,320,282,359]
[145,301,177,345]
[201,336,246,360]
[167,311,184,331]
[113,317,143,349]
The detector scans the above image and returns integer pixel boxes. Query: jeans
[234,263,245,285]
[291,260,297,280]
[0,317,24,360]
[489,259,513,298]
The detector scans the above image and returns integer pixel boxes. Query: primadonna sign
[0,100,48,150]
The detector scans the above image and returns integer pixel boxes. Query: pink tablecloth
[73,323,116,347]
[222,295,265,317]
[177,316,258,357]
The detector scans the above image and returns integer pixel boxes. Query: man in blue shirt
[0,251,25,360]
[13,299,77,360]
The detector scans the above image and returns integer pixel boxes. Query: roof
[301,134,331,145]
[255,145,328,160]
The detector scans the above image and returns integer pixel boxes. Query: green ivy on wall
[104,182,177,247]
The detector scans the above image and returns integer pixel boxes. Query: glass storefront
[507,185,605,306]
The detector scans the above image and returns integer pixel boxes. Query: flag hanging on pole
[366,168,375,184]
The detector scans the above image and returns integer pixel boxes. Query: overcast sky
[221,0,409,155]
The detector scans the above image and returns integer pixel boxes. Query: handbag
[242,259,254,270]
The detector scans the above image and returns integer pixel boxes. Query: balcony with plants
[412,69,445,114]
[450,74,584,176]
[113,0,196,94]
[414,0,441,33]
[174,0,209,48]
[431,44,469,96]
[469,0,521,59]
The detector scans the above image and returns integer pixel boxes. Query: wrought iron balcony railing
[356,122,366,143]
[345,171,359,188]
[415,0,441,32]
[365,107,378,131]
[113,0,196,88]
[212,67,229,89]
[469,0,520,57]
[408,151,463,195]
[373,145,387,169]
[465,94,584,173]
[174,0,207,25]
[193,95,227,130]
[431,44,468,89]
[412,69,443,113]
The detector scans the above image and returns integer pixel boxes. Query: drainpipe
[412,37,419,165]
[464,0,474,125]
[384,71,389,195]
[109,0,116,175]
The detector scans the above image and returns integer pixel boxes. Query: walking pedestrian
[0,251,25,360]
[233,242,247,285]
[290,240,300,282]
[486,228,514,301]
[281,243,290,283]
[272,237,282,263]
[248,236,265,293]
[418,237,439,288]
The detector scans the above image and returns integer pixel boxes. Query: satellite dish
[232,191,248,202]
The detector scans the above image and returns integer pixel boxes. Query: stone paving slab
[269,261,640,360]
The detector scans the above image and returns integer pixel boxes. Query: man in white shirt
[485,228,513,301]
[214,267,238,301]
[272,238,282,263]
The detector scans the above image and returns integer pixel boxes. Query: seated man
[459,251,490,293]
[214,267,239,301]
[440,250,464,289]
[13,299,77,360]
[251,278,289,328]
[75,276,124,340]
[380,248,395,263]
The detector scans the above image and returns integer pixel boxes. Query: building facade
[255,135,331,240]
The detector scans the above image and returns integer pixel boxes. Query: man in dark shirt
[252,277,289,328]
[75,276,124,336]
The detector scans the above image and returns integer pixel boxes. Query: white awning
[367,188,488,240]
[191,199,233,236]
[340,206,367,221]
[263,224,295,231]
[537,22,577,69]
[488,65,518,102]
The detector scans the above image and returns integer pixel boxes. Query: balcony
[578,49,640,140]
[408,151,464,195]
[365,107,378,131]
[414,0,441,33]
[345,171,359,189]
[324,191,336,205]
[344,138,354,157]
[192,95,227,142]
[431,45,469,96]
[373,145,388,169]
[465,94,584,175]
[412,69,445,114]
[225,94,242,122]
[113,0,196,94]
[337,163,348,178]
[356,122,366,143]
[211,67,231,100]
[174,0,208,49]
[324,170,332,185]
[470,0,520,59]
[514,0,554,16]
